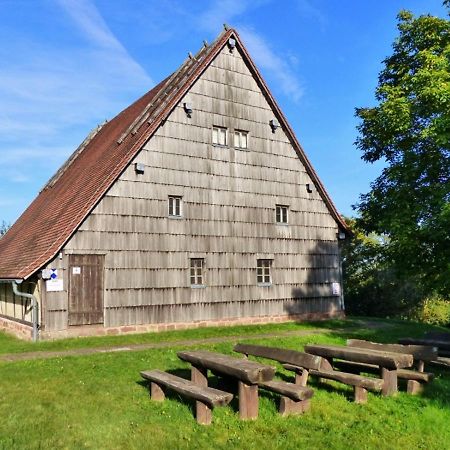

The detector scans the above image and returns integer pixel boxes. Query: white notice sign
[331,282,341,296]
[72,266,81,275]
[46,269,64,292]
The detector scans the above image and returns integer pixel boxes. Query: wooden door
[68,254,104,325]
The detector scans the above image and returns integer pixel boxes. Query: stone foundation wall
[40,310,345,340]
[0,315,33,340]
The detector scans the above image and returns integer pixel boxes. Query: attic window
[212,126,227,146]
[276,205,289,224]
[168,196,182,217]
[234,130,248,149]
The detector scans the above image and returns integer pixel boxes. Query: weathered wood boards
[258,380,314,401]
[40,42,344,333]
[233,343,322,370]
[283,362,382,404]
[399,338,450,356]
[305,343,414,397]
[177,350,275,384]
[347,339,438,365]
[140,369,233,425]
[305,344,413,370]
[177,350,275,420]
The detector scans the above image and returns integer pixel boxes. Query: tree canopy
[355,6,450,295]
[0,221,10,237]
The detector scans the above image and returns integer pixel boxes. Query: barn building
[0,28,348,341]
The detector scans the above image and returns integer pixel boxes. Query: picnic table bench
[140,370,233,425]
[399,338,450,358]
[334,339,437,394]
[177,350,275,419]
[233,343,380,404]
[305,343,413,396]
[233,343,316,414]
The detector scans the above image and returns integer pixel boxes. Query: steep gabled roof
[0,28,348,280]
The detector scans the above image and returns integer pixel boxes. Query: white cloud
[193,0,303,102]
[296,0,328,30]
[239,27,304,102]
[0,0,153,188]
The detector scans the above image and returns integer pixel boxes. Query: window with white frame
[276,205,289,224]
[212,126,227,146]
[168,196,182,217]
[190,258,205,286]
[257,259,272,285]
[234,130,248,149]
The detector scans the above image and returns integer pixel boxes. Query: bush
[410,295,450,327]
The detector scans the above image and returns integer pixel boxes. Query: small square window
[234,130,248,149]
[190,258,205,286]
[276,205,289,224]
[212,126,227,146]
[257,259,272,285]
[168,196,182,217]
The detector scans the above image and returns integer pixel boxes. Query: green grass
[0,318,353,355]
[0,318,449,449]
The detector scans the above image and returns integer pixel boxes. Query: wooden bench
[399,338,450,358]
[304,343,413,397]
[234,343,324,386]
[343,340,437,394]
[177,350,275,420]
[348,339,438,371]
[283,363,383,403]
[234,342,383,403]
[333,360,434,394]
[233,344,316,415]
[140,370,233,425]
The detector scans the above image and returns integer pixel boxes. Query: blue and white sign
[46,269,64,292]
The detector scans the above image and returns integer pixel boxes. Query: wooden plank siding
[0,279,40,324]
[43,44,342,331]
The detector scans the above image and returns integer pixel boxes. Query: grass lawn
[0,318,449,449]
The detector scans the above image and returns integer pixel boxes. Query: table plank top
[305,344,413,369]
[177,350,275,384]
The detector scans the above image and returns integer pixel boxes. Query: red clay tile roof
[0,28,348,280]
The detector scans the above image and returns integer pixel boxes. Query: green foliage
[0,220,10,237]
[341,217,421,317]
[410,293,450,326]
[355,7,450,296]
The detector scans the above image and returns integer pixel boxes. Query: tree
[341,218,421,317]
[355,6,450,296]
[0,221,10,237]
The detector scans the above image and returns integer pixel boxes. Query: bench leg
[191,365,208,387]
[320,358,334,371]
[407,380,423,395]
[381,368,398,396]
[279,397,310,416]
[354,386,367,404]
[416,360,425,372]
[196,402,212,425]
[238,381,258,420]
[150,382,165,401]
[295,369,309,387]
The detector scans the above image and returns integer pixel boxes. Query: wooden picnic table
[177,350,275,419]
[305,344,413,396]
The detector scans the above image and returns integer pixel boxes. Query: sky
[0,0,447,225]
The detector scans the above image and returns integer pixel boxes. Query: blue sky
[0,0,447,225]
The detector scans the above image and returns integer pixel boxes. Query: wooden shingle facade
[0,29,348,340]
